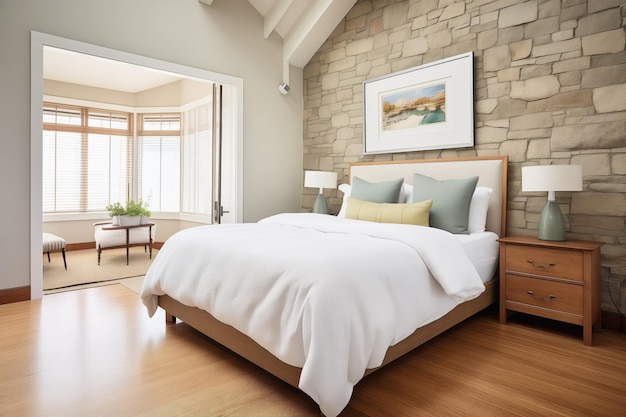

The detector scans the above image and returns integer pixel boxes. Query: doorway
[31,31,243,299]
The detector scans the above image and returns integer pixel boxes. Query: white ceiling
[43,47,184,93]
[43,0,356,92]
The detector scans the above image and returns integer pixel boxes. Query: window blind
[137,113,181,213]
[42,103,132,213]
[182,102,213,216]
[44,100,223,221]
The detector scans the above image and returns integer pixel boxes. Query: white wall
[43,219,188,247]
[0,0,304,293]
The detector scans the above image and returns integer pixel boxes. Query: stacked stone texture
[302,0,626,313]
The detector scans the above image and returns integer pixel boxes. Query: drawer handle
[526,260,556,270]
[527,290,556,302]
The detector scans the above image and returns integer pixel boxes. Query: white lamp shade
[304,171,338,190]
[522,165,583,192]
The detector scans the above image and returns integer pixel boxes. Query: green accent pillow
[345,197,432,226]
[412,173,479,234]
[351,176,404,203]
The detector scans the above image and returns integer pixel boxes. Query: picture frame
[363,52,474,154]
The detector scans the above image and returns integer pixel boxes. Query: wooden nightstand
[498,236,603,345]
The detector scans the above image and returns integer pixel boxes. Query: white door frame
[30,31,243,299]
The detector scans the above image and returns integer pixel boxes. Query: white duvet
[141,213,487,417]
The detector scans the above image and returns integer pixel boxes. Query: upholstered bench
[42,233,67,270]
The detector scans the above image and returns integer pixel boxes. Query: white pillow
[337,183,351,218]
[400,183,413,203]
[468,187,493,234]
[337,182,412,217]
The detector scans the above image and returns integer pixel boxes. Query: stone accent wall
[302,0,626,314]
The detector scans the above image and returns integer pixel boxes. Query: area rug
[43,247,157,291]
[119,276,144,295]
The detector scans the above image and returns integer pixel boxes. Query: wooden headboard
[349,156,508,237]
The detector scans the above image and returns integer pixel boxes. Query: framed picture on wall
[363,52,474,154]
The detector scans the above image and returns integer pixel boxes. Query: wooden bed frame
[159,155,509,389]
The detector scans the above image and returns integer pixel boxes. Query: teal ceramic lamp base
[522,165,582,242]
[312,193,329,214]
[537,199,566,241]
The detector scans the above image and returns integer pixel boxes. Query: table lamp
[522,164,582,241]
[304,170,338,214]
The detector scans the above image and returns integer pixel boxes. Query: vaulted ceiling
[44,0,356,93]
[244,0,357,68]
[202,0,357,84]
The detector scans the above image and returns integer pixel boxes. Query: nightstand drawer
[505,245,583,281]
[505,274,583,315]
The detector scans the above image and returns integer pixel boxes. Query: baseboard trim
[0,286,31,305]
[601,311,626,333]
[66,242,95,251]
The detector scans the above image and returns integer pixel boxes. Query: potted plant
[106,202,126,226]
[106,199,151,226]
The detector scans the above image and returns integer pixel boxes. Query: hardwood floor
[0,284,624,417]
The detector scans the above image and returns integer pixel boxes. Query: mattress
[456,231,499,283]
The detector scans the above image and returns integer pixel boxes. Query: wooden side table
[98,222,155,265]
[498,236,603,345]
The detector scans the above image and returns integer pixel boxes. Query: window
[137,114,181,212]
[43,97,227,222]
[182,101,213,217]
[42,103,132,213]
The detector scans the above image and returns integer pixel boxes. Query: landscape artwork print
[363,51,474,154]
[381,83,446,132]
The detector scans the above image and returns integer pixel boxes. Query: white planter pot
[118,215,142,226]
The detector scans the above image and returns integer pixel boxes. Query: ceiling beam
[198,0,214,6]
[264,0,295,39]
[283,0,357,68]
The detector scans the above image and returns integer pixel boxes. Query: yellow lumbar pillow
[345,197,432,226]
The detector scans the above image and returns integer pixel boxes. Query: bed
[141,155,508,417]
